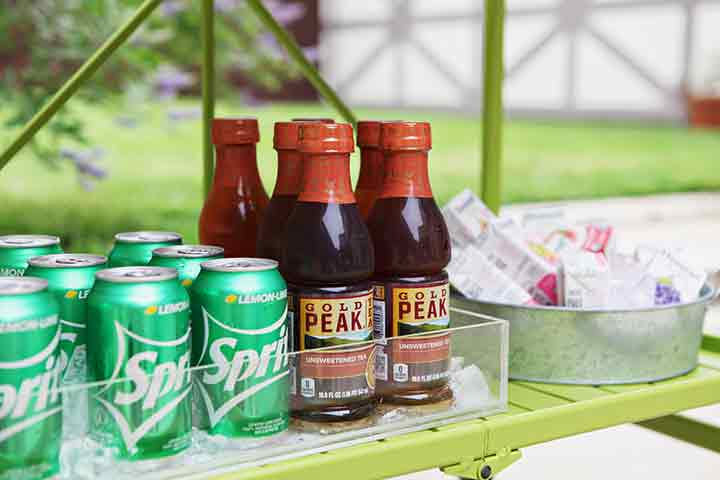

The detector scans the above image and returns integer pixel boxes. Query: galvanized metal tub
[451,285,715,384]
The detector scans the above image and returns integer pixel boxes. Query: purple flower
[115,115,139,129]
[301,45,319,62]
[167,108,201,123]
[259,32,285,59]
[60,147,108,190]
[241,89,266,107]
[215,0,240,12]
[152,65,195,100]
[160,0,187,17]
[265,1,306,25]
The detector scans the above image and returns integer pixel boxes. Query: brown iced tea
[282,122,376,423]
[257,120,335,261]
[198,118,268,257]
[366,121,453,405]
[355,120,384,220]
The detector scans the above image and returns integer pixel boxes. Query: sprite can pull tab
[191,258,289,439]
[107,231,182,267]
[148,245,224,290]
[0,277,62,480]
[87,267,192,460]
[0,235,62,277]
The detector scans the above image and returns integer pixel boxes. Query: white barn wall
[319,0,720,122]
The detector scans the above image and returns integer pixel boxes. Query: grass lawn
[1,100,719,253]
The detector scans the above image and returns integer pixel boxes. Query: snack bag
[443,190,558,305]
[640,247,706,305]
[449,245,536,305]
[559,251,611,309]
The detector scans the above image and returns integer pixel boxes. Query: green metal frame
[0,2,717,478]
[0,0,505,212]
[207,343,720,479]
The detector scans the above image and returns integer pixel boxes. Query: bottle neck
[378,151,433,199]
[298,153,356,204]
[212,144,263,193]
[272,149,303,197]
[356,147,384,190]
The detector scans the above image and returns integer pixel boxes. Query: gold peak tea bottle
[282,122,376,423]
[199,118,268,257]
[355,120,384,220]
[257,119,334,261]
[366,121,453,406]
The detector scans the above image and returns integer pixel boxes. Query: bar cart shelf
[206,341,720,479]
[1,1,719,479]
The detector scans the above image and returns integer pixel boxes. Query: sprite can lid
[0,277,48,295]
[114,231,182,244]
[201,257,278,272]
[96,266,178,283]
[0,235,60,249]
[153,245,224,258]
[28,253,107,268]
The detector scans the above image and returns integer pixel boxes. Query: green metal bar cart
[0,1,718,479]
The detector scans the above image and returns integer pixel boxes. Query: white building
[319,0,720,121]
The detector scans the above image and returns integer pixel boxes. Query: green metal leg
[481,0,506,214]
[638,415,720,454]
[0,0,162,173]
[703,335,720,353]
[202,0,216,198]
[246,0,357,126]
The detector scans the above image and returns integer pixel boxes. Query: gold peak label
[181,279,193,287]
[392,282,449,336]
[225,294,238,303]
[299,291,373,350]
[145,305,158,315]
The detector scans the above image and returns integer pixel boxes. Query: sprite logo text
[196,301,289,428]
[0,324,62,443]
[94,321,191,451]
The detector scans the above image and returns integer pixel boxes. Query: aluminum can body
[191,258,289,438]
[25,254,107,384]
[148,245,223,290]
[0,277,62,480]
[0,235,62,276]
[87,267,192,460]
[107,232,182,267]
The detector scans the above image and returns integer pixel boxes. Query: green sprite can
[0,277,62,480]
[191,258,289,439]
[25,254,107,384]
[87,267,192,460]
[0,235,62,277]
[148,245,224,290]
[107,232,182,268]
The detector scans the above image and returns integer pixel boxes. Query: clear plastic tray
[13,308,507,479]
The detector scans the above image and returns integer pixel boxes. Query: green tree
[0,0,309,180]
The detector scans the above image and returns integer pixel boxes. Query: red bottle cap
[273,122,301,150]
[212,118,260,145]
[381,121,431,151]
[356,121,382,148]
[299,123,355,154]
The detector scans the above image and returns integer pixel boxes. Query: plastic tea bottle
[199,118,268,257]
[354,120,384,220]
[257,119,334,261]
[366,121,453,406]
[281,122,376,423]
